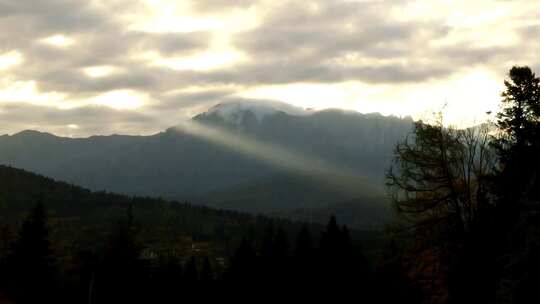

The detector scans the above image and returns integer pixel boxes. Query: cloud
[231,1,457,84]
[0,0,210,99]
[0,0,539,134]
[0,102,162,136]
[189,0,256,12]
[155,89,237,111]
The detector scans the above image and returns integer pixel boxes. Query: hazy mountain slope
[194,106,413,182]
[200,173,366,212]
[0,102,413,224]
[200,173,391,229]
[0,129,276,197]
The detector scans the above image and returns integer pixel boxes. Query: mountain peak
[13,130,56,138]
[198,100,310,124]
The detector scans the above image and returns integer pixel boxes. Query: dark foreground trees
[0,204,405,303]
[387,66,540,303]
[387,118,497,302]
[224,216,380,301]
[494,67,540,304]
[0,202,58,303]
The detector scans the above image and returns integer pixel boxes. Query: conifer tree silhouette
[6,202,57,303]
[94,205,144,304]
[494,66,540,203]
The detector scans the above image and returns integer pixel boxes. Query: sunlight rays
[173,120,383,197]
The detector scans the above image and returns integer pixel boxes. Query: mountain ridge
[0,103,414,229]
[5,100,413,139]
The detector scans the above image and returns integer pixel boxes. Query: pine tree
[319,216,344,289]
[94,206,144,304]
[495,66,540,163]
[320,216,342,257]
[492,66,540,304]
[6,202,57,303]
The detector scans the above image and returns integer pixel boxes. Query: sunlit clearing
[0,51,23,70]
[39,35,75,48]
[88,90,147,109]
[174,120,383,196]
[67,124,79,129]
[82,66,119,78]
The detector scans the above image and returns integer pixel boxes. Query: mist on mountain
[0,102,413,228]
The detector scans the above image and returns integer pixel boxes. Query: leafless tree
[386,115,497,237]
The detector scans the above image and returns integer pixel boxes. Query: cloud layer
[0,0,539,136]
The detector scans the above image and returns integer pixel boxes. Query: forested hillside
[0,165,392,303]
[0,165,345,257]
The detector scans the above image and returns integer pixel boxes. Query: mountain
[0,165,382,257]
[0,101,413,228]
[203,100,310,124]
[200,173,391,229]
[194,102,413,180]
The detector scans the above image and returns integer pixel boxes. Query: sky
[0,0,539,137]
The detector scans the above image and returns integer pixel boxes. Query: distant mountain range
[0,101,414,229]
